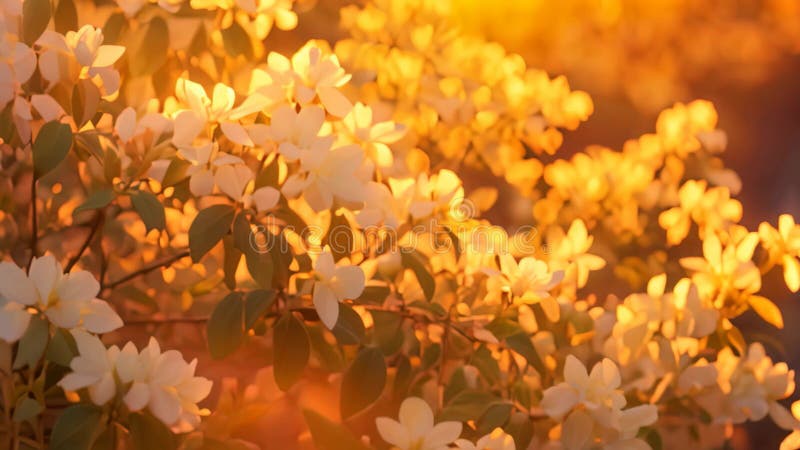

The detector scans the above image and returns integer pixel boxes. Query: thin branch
[27,178,38,271]
[64,211,104,272]
[102,250,190,292]
[122,316,209,326]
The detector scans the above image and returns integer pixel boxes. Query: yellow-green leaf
[189,204,235,262]
[273,312,309,391]
[33,121,73,178]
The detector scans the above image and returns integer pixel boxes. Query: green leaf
[207,292,244,359]
[54,0,77,33]
[504,411,534,450]
[220,21,253,59]
[568,310,594,334]
[444,366,468,403]
[303,409,370,450]
[245,289,275,329]
[340,346,386,419]
[233,212,273,287]
[269,231,292,289]
[273,312,310,391]
[46,328,77,366]
[511,379,533,410]
[439,389,498,422]
[222,236,241,290]
[638,427,663,450]
[484,318,523,340]
[13,315,49,370]
[44,363,70,392]
[102,12,126,45]
[74,189,115,214]
[103,143,121,184]
[189,204,235,262]
[161,157,190,188]
[307,326,345,372]
[323,212,353,261]
[401,249,435,301]
[370,310,404,355]
[13,396,43,423]
[22,0,51,45]
[331,303,365,345]
[392,355,412,400]
[421,343,441,371]
[72,78,100,127]
[130,16,169,76]
[33,121,72,177]
[129,412,176,450]
[50,404,104,450]
[407,300,447,317]
[476,402,512,435]
[131,191,166,232]
[254,156,280,189]
[505,333,546,376]
[356,285,391,305]
[469,345,500,384]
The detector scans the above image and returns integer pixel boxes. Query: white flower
[402,169,464,220]
[546,219,606,288]
[214,163,280,212]
[267,41,352,116]
[265,104,334,161]
[58,332,212,431]
[454,428,515,450]
[541,355,626,420]
[485,254,563,314]
[759,214,800,293]
[541,355,657,450]
[58,330,119,405]
[37,25,125,96]
[0,37,35,109]
[176,143,244,197]
[713,342,795,425]
[339,102,405,169]
[376,397,462,450]
[311,250,365,329]
[0,255,122,334]
[281,144,368,212]
[172,78,271,148]
[118,337,213,431]
[355,181,402,229]
[0,262,35,342]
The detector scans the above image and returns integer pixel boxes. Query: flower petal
[81,298,123,333]
[0,262,38,306]
[312,282,338,329]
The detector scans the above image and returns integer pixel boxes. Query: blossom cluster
[59,330,212,431]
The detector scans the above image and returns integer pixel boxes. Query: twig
[102,250,190,292]
[122,316,209,326]
[27,178,38,271]
[64,211,104,272]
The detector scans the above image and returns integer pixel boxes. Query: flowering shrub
[0,0,798,449]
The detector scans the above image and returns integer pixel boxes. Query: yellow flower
[759,214,800,292]
[680,232,762,318]
[547,219,606,289]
